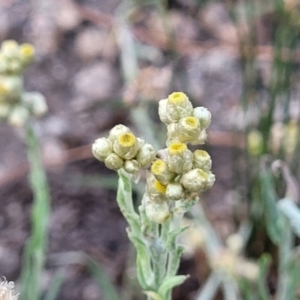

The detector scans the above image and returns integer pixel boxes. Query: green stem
[277,214,293,300]
[20,122,51,300]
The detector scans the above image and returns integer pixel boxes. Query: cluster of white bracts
[0,278,19,300]
[145,92,215,223]
[158,92,211,145]
[92,92,215,224]
[0,40,48,127]
[92,124,156,173]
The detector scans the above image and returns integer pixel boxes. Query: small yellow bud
[146,174,168,203]
[151,159,176,185]
[145,200,171,223]
[247,130,263,156]
[168,142,187,155]
[164,92,193,123]
[119,132,136,147]
[113,132,139,160]
[154,180,167,194]
[167,142,193,173]
[104,153,124,171]
[177,116,201,143]
[19,43,35,61]
[92,137,113,161]
[166,182,185,200]
[193,150,212,171]
[168,92,188,104]
[0,75,22,104]
[108,124,131,142]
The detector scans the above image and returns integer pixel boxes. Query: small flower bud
[193,149,212,171]
[113,132,139,159]
[158,98,171,124]
[124,159,141,174]
[166,182,185,200]
[247,130,263,156]
[146,174,168,203]
[177,116,201,143]
[167,142,193,173]
[92,137,113,161]
[23,92,48,116]
[104,153,124,171]
[193,107,211,129]
[166,92,193,123]
[108,124,131,142]
[19,43,35,65]
[151,159,176,185]
[0,75,22,103]
[7,105,29,127]
[189,129,207,145]
[1,40,19,58]
[181,168,209,192]
[203,171,215,191]
[135,143,156,166]
[145,199,171,223]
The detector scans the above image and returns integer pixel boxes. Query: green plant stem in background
[20,122,51,300]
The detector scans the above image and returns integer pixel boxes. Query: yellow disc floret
[168,92,187,104]
[151,159,167,175]
[19,43,35,59]
[168,142,187,155]
[118,132,136,147]
[0,82,9,95]
[194,149,209,159]
[183,116,199,129]
[154,180,167,194]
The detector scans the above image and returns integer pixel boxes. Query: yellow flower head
[19,43,35,59]
[168,92,187,104]
[182,116,199,129]
[168,142,187,155]
[118,133,136,147]
[153,179,167,194]
[151,159,167,175]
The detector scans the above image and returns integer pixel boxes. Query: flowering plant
[93,92,215,299]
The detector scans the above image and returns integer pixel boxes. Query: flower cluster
[159,92,211,145]
[0,40,48,127]
[144,92,215,223]
[0,278,19,300]
[92,124,156,173]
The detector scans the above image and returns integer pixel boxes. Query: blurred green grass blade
[20,123,51,300]
[66,174,118,190]
[259,170,282,244]
[278,198,300,237]
[87,257,119,300]
[43,270,65,300]
[257,254,272,300]
[195,272,221,300]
